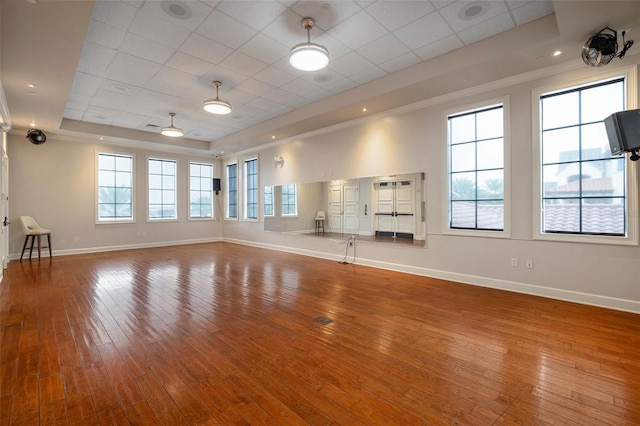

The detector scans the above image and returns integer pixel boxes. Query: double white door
[328,183,358,234]
[374,180,414,238]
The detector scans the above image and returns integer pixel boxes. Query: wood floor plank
[1,242,639,424]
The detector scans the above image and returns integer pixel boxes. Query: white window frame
[188,161,214,221]
[147,157,178,222]
[225,161,238,220]
[264,185,274,218]
[532,66,638,246]
[281,183,298,217]
[96,151,135,224]
[243,157,259,221]
[442,96,511,238]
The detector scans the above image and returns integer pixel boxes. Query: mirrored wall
[264,172,426,247]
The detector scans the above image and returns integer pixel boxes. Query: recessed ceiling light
[313,74,332,83]
[27,84,36,88]
[272,135,276,139]
[552,50,562,56]
[160,0,191,20]
[362,108,367,112]
[30,122,35,127]
[458,1,488,21]
[110,84,130,93]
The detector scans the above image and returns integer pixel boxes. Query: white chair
[20,216,52,260]
[315,211,325,234]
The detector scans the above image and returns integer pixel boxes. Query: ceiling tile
[140,0,213,31]
[220,52,268,77]
[358,33,411,64]
[119,32,175,64]
[148,67,200,93]
[216,1,287,31]
[92,0,138,31]
[394,11,453,50]
[86,20,126,49]
[196,11,258,49]
[414,34,464,61]
[262,87,307,106]
[364,0,434,31]
[439,0,509,32]
[165,52,215,77]
[246,96,283,112]
[327,78,359,94]
[234,78,275,97]
[237,33,289,65]
[92,89,132,110]
[64,108,85,120]
[253,66,297,87]
[128,10,192,49]
[378,51,422,73]
[112,111,150,128]
[329,51,375,76]
[290,1,362,30]
[180,33,234,65]
[280,78,321,96]
[261,9,303,46]
[457,12,515,45]
[329,11,389,50]
[77,42,117,76]
[105,52,163,87]
[351,66,388,85]
[69,72,103,97]
[509,1,555,25]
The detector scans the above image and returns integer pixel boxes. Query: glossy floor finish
[1,243,639,425]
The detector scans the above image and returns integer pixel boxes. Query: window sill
[534,231,638,246]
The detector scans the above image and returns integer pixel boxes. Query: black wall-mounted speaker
[26,128,46,145]
[213,178,221,194]
[604,109,640,155]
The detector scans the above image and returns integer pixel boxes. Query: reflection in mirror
[264,173,426,248]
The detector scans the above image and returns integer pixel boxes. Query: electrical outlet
[526,260,533,269]
[511,258,518,267]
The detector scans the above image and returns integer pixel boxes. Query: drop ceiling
[2,0,639,156]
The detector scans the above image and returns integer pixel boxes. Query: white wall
[8,136,222,256]
[222,58,640,313]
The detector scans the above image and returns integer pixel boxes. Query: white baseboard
[9,237,223,260]
[223,237,640,314]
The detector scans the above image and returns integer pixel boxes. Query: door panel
[342,184,358,234]
[374,180,415,238]
[328,185,342,233]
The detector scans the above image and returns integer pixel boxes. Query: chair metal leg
[29,235,35,259]
[20,235,30,261]
[37,235,42,259]
[47,234,52,258]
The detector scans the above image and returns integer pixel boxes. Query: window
[264,186,274,217]
[148,158,177,220]
[447,104,504,231]
[539,77,627,237]
[226,162,238,219]
[189,162,213,219]
[97,153,134,222]
[281,183,297,216]
[244,158,258,220]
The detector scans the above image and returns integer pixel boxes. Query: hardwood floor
[1,242,639,425]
